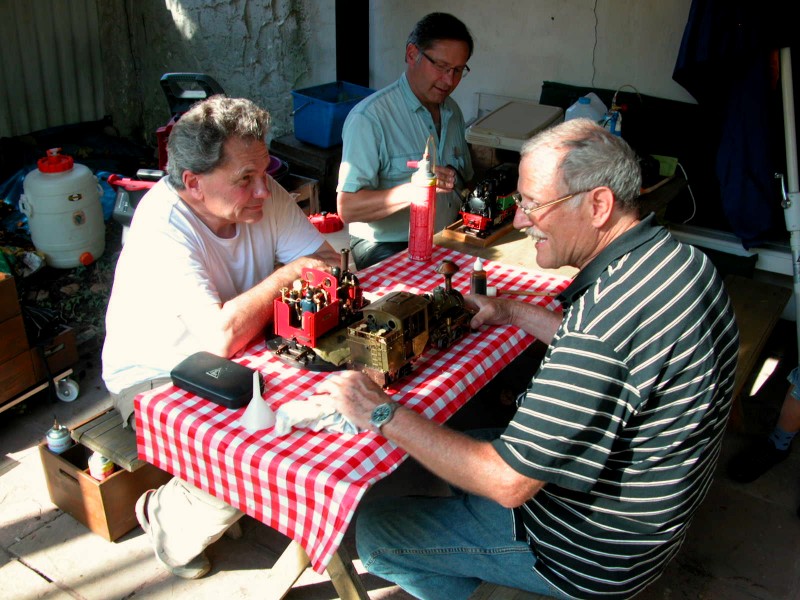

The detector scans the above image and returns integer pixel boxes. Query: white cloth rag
[274,396,360,436]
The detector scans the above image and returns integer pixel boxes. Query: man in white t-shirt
[101,96,340,579]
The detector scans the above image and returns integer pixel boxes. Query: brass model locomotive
[269,253,474,383]
[347,260,474,387]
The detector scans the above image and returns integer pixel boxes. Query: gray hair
[166,95,271,189]
[520,118,642,211]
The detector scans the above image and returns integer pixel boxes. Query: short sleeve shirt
[492,215,739,598]
[338,73,473,242]
[101,177,326,394]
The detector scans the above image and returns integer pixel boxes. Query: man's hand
[434,165,458,193]
[463,294,516,330]
[313,371,390,430]
[464,293,562,344]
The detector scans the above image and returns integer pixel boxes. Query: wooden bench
[71,408,145,471]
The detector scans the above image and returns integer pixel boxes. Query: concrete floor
[3,303,800,598]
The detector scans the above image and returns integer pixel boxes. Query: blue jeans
[350,236,407,270]
[356,430,574,600]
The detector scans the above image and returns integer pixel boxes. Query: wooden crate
[283,173,320,215]
[0,273,20,323]
[0,350,37,405]
[39,441,172,541]
[29,326,78,381]
[724,274,792,430]
[71,408,145,471]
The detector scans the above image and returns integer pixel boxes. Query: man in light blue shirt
[336,12,474,269]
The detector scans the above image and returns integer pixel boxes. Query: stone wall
[97,0,336,148]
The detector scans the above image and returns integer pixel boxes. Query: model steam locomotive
[270,248,367,368]
[269,253,474,385]
[347,260,474,387]
[459,162,518,237]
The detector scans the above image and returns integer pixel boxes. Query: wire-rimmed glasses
[417,47,470,79]
[513,190,590,217]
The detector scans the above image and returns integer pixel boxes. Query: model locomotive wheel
[56,378,80,402]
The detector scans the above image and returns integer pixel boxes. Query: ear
[182,171,203,201]
[588,186,615,227]
[405,43,418,65]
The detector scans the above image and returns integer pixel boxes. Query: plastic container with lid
[470,257,487,295]
[564,93,608,124]
[466,101,564,152]
[88,451,115,480]
[19,148,105,269]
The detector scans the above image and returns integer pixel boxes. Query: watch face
[371,402,396,429]
[373,404,392,423]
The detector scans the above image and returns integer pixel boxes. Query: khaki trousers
[111,377,172,430]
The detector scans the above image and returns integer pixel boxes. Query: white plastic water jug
[564,92,607,124]
[20,149,105,269]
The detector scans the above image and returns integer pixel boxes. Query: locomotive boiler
[459,162,518,237]
[347,260,474,387]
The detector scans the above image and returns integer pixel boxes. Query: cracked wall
[98,0,335,147]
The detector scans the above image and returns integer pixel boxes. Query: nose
[254,174,271,199]
[441,69,456,87]
[513,206,533,230]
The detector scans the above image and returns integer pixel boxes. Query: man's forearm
[337,187,412,223]
[207,243,342,356]
[378,405,544,508]
[509,302,562,344]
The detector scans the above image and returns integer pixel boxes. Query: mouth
[243,203,264,217]
[524,227,547,244]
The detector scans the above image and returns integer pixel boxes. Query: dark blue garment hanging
[673,0,793,249]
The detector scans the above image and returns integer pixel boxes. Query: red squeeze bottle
[407,136,436,261]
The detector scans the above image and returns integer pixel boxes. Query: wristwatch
[369,401,398,433]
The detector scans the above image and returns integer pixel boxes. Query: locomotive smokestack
[436,260,459,292]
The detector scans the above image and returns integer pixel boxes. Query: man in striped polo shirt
[319,119,739,599]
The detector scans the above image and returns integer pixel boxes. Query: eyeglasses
[417,47,470,79]
[513,190,589,217]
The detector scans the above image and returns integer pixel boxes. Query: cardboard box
[0,350,37,405]
[30,326,78,381]
[39,442,173,542]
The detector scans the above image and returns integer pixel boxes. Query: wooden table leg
[265,540,311,600]
[326,545,370,600]
[265,541,369,600]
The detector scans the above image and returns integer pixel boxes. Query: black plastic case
[170,351,263,409]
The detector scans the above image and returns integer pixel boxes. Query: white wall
[370,0,696,122]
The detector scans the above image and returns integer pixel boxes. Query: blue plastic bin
[291,81,375,148]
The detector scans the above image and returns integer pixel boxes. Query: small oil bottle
[46,417,73,454]
[470,257,487,295]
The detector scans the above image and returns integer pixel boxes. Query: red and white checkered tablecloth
[136,246,571,573]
